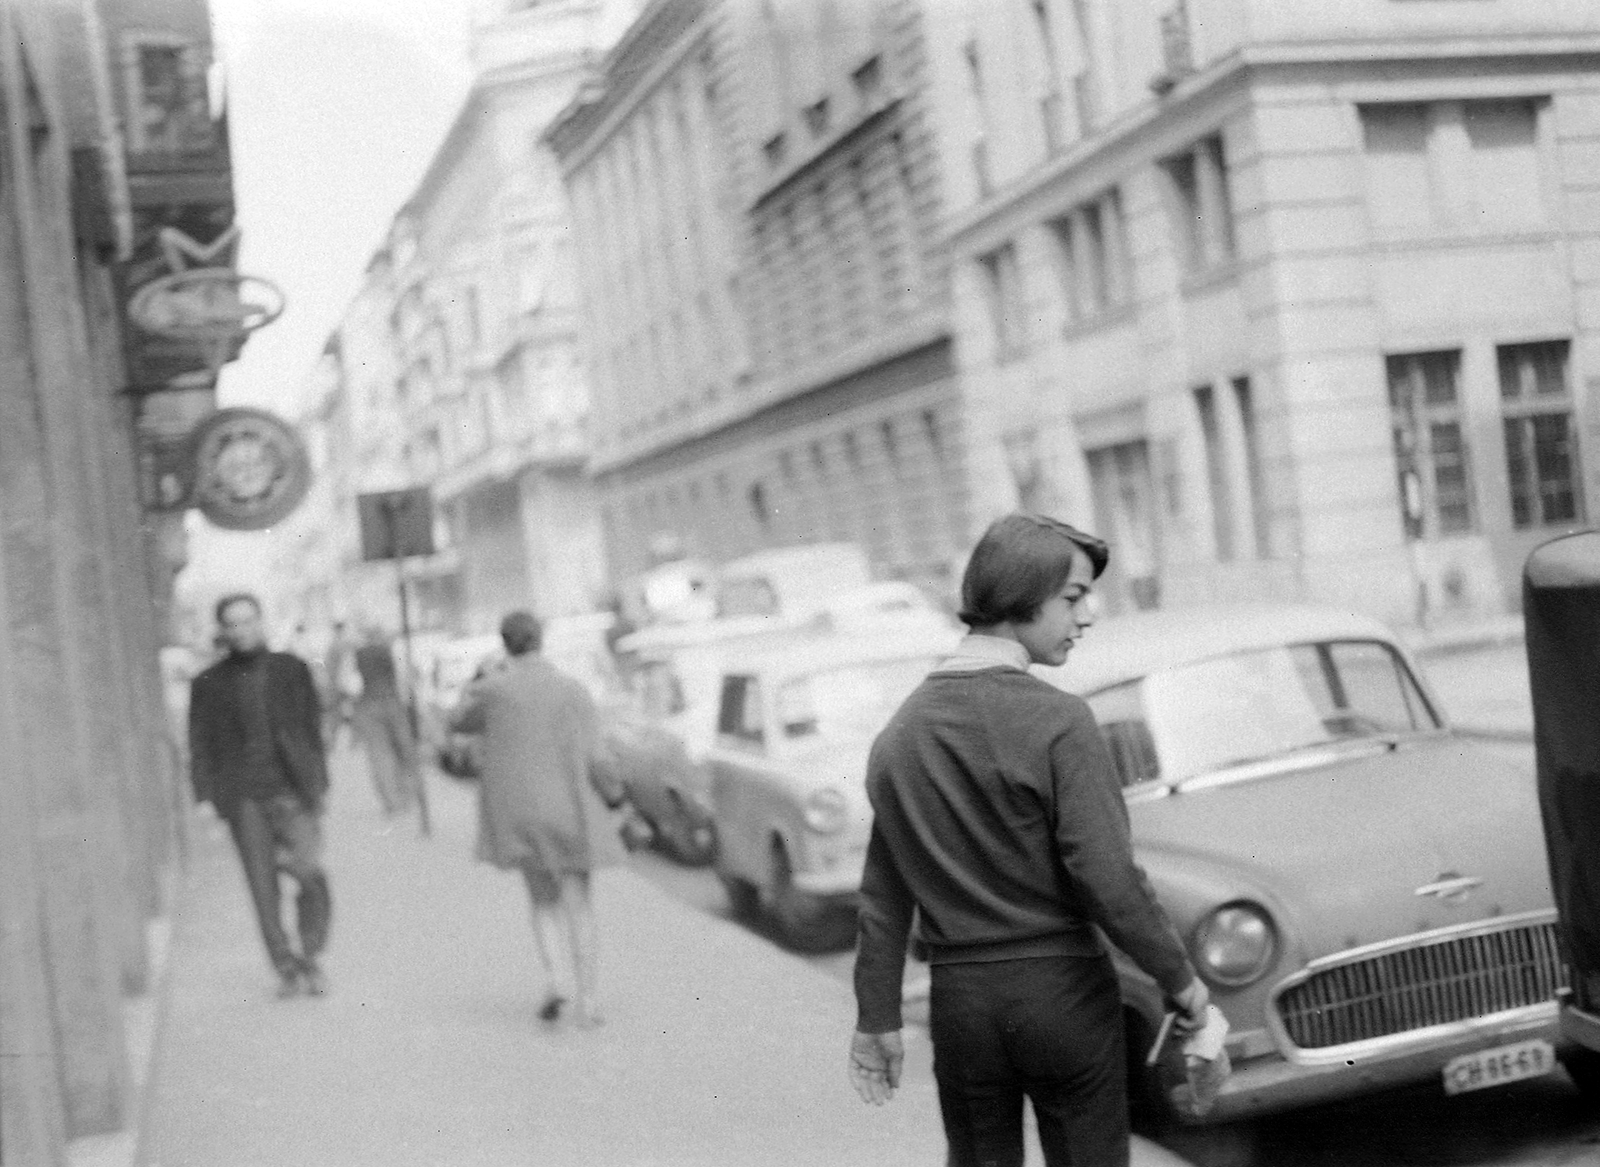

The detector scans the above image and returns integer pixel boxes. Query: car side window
[1085,680,1161,789]
[717,675,765,746]
[1290,640,1438,735]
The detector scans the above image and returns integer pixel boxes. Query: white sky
[180,0,474,612]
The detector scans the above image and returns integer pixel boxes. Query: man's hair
[958,513,1109,628]
[214,592,262,625]
[500,609,543,656]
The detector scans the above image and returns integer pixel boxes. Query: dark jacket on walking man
[849,514,1209,1167]
[189,592,332,998]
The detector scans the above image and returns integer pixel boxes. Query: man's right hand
[848,1030,904,1106]
[1170,976,1211,1034]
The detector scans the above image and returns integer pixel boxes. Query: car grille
[1275,920,1567,1050]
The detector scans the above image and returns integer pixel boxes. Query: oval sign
[189,407,310,531]
[128,267,285,341]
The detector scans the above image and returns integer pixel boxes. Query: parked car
[1524,529,1600,1099]
[706,629,958,951]
[1033,603,1568,1125]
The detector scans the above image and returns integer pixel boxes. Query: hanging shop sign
[127,266,284,342]
[189,407,310,531]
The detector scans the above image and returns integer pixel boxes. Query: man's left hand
[848,1029,903,1106]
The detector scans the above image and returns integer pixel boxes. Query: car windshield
[776,656,938,742]
[1085,639,1439,788]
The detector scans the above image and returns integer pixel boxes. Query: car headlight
[803,788,849,834]
[1192,902,1277,987]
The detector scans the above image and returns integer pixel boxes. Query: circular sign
[128,267,285,341]
[189,407,311,531]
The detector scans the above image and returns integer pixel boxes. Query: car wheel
[1561,1046,1600,1098]
[717,871,760,919]
[767,841,854,954]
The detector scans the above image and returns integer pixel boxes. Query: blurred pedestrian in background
[349,628,423,818]
[449,609,626,1029]
[320,619,359,750]
[188,593,333,998]
[848,514,1208,1167]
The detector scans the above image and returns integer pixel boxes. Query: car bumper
[1560,994,1600,1053]
[1187,1002,1564,1124]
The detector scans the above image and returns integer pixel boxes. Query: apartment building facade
[548,0,971,594]
[925,0,1600,625]
[269,0,641,638]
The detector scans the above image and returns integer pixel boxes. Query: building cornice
[941,31,1600,256]
[545,0,709,172]
[590,310,950,475]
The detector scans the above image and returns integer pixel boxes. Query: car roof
[1035,603,1403,695]
[712,626,957,681]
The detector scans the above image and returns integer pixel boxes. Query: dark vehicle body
[1525,529,1600,1098]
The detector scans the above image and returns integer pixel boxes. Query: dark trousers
[929,953,1129,1167]
[228,795,331,978]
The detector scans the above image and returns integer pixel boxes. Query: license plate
[1441,1039,1555,1095]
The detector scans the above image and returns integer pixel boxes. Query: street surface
[628,638,1600,1167]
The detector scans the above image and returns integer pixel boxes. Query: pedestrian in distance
[449,610,627,1029]
[188,593,333,999]
[848,513,1210,1167]
[320,619,359,750]
[348,628,423,818]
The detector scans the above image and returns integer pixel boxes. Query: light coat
[449,652,624,873]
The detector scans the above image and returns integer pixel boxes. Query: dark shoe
[276,972,302,999]
[538,995,566,1022]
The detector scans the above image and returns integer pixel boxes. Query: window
[1032,0,1065,155]
[1195,386,1234,561]
[1500,340,1582,529]
[1163,134,1235,274]
[1049,187,1128,323]
[1388,350,1474,539]
[804,98,830,138]
[125,37,213,153]
[965,40,992,196]
[978,242,1027,359]
[717,676,765,745]
[1234,377,1270,558]
[1360,99,1546,237]
[1085,681,1161,789]
[852,56,884,106]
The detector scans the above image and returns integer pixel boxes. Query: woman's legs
[521,865,573,1013]
[558,873,602,1026]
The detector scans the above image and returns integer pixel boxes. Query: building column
[0,13,132,1137]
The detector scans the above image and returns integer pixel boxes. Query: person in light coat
[449,610,625,1027]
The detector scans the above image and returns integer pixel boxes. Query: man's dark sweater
[854,663,1196,1033]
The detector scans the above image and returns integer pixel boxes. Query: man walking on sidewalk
[189,592,333,998]
[449,609,625,1028]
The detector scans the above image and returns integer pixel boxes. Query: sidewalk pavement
[129,750,1193,1167]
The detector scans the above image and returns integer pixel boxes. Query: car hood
[1129,735,1553,963]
